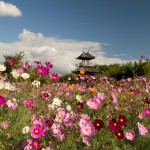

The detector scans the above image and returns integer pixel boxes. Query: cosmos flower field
[0,59,150,150]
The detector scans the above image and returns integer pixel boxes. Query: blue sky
[0,0,150,74]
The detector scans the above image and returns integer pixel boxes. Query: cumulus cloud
[0,29,133,74]
[0,1,22,17]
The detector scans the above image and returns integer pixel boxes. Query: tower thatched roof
[76,52,95,60]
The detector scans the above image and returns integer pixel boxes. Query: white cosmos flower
[4,82,12,90]
[21,73,30,80]
[76,95,83,102]
[52,98,62,107]
[0,80,5,89]
[22,126,30,134]
[66,105,71,111]
[4,82,16,91]
[0,64,6,71]
[32,80,40,87]
[68,77,71,81]
[11,69,20,79]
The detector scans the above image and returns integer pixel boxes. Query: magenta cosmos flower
[7,59,15,66]
[144,108,150,117]
[51,73,59,81]
[32,139,40,149]
[0,95,5,106]
[30,124,44,138]
[125,130,135,140]
[36,65,49,76]
[45,61,53,69]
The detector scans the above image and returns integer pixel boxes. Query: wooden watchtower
[72,51,98,75]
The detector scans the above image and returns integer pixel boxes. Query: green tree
[3,51,25,74]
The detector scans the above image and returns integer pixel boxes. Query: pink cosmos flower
[86,98,99,110]
[94,93,106,106]
[0,121,9,129]
[51,123,64,135]
[75,77,79,81]
[33,117,45,126]
[0,73,8,82]
[82,135,91,146]
[6,98,18,110]
[57,108,66,120]
[23,62,32,69]
[0,95,5,106]
[137,122,148,136]
[115,105,120,110]
[144,108,150,117]
[31,114,36,121]
[138,112,144,119]
[36,65,49,76]
[24,139,32,150]
[111,93,118,104]
[80,122,95,136]
[125,130,135,140]
[81,114,90,120]
[64,116,73,127]
[59,133,67,141]
[94,92,106,101]
[78,117,89,128]
[18,67,24,74]
[65,91,71,97]
[30,124,44,138]
[23,99,34,109]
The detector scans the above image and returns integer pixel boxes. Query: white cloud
[0,29,134,74]
[0,1,22,17]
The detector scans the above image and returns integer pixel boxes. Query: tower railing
[78,62,93,67]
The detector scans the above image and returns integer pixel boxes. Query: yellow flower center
[90,102,93,106]
[34,129,39,134]
[82,122,85,125]
[96,123,100,126]
[120,119,123,122]
[127,133,131,136]
[86,128,89,131]
[114,123,117,126]
[118,133,121,136]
